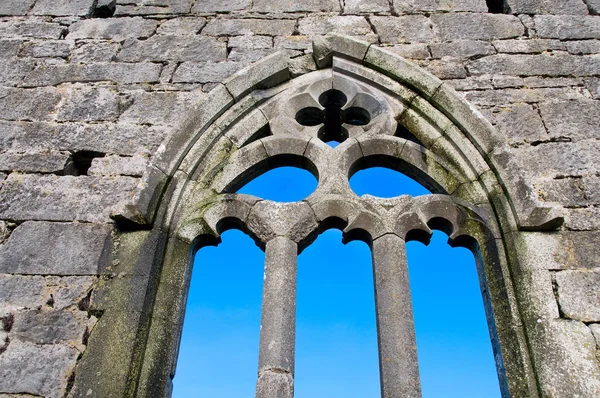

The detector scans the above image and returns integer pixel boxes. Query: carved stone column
[255,236,297,398]
[372,233,421,398]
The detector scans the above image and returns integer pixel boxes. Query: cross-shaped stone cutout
[295,89,371,145]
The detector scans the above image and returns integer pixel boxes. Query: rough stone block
[118,35,226,62]
[298,16,372,36]
[0,174,138,223]
[120,90,201,127]
[535,16,600,40]
[12,310,88,345]
[387,44,430,59]
[515,140,600,178]
[429,40,495,59]
[192,0,251,12]
[157,17,206,36]
[0,275,95,310]
[0,0,36,15]
[431,14,524,41]
[23,62,163,86]
[505,0,589,14]
[70,41,120,64]
[0,58,35,86]
[56,87,124,122]
[516,231,600,270]
[344,0,389,13]
[566,39,600,54]
[32,0,96,16]
[539,99,600,141]
[228,47,281,63]
[0,151,73,174]
[584,77,600,99]
[492,39,565,54]
[418,59,467,79]
[67,17,158,41]
[535,178,588,207]
[1,120,164,156]
[0,87,62,121]
[0,39,23,57]
[394,0,487,12]
[0,20,65,39]
[252,0,339,12]
[556,270,600,322]
[203,18,296,36]
[275,35,312,51]
[289,54,318,77]
[228,35,273,49]
[565,207,600,231]
[24,40,74,58]
[493,103,547,144]
[0,339,79,397]
[173,61,245,83]
[114,0,193,15]
[88,155,147,177]
[466,53,600,77]
[370,16,433,44]
[587,0,600,14]
[0,221,112,274]
[583,176,600,204]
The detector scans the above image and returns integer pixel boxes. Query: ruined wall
[0,0,599,397]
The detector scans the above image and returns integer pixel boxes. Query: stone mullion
[372,233,422,398]
[255,236,297,398]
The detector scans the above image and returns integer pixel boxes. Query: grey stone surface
[203,18,296,36]
[387,44,430,59]
[119,90,201,126]
[0,174,137,223]
[56,87,125,122]
[68,17,158,41]
[566,39,600,54]
[0,87,62,121]
[0,221,112,275]
[24,40,74,58]
[505,0,589,14]
[88,155,147,177]
[587,0,600,14]
[0,120,164,156]
[0,275,95,310]
[584,77,600,99]
[0,0,36,16]
[538,99,600,141]
[344,0,389,13]
[32,0,96,16]
[0,151,73,174]
[298,16,372,36]
[12,310,88,345]
[0,58,35,86]
[0,20,65,39]
[224,51,289,99]
[466,53,600,77]
[192,0,251,12]
[173,61,245,83]
[228,35,273,49]
[0,339,79,397]
[394,0,487,12]
[252,0,339,12]
[118,35,226,62]
[429,40,495,59]
[431,14,524,41]
[535,178,588,207]
[492,39,565,54]
[515,139,600,178]
[493,103,547,144]
[157,17,206,35]
[583,176,600,203]
[371,16,434,44]
[23,62,163,86]
[535,15,600,39]
[70,41,121,64]
[114,0,193,15]
[566,207,600,231]
[555,270,600,322]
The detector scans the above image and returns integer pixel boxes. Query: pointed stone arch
[70,35,567,398]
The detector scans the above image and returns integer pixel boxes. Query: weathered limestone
[0,221,112,275]
[67,17,158,41]
[555,270,600,322]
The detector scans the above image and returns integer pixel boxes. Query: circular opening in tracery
[343,107,371,126]
[295,107,324,126]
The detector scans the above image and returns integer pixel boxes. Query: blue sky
[172,166,500,397]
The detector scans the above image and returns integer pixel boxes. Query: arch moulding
[69,34,567,398]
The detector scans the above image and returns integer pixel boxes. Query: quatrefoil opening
[295,89,371,145]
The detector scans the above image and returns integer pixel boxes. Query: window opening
[238,166,318,202]
[172,230,264,397]
[406,230,501,398]
[350,167,430,198]
[295,89,371,146]
[295,229,380,398]
[486,0,504,13]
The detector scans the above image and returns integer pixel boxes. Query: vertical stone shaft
[372,233,421,398]
[255,236,297,398]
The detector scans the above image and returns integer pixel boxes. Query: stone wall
[0,0,598,397]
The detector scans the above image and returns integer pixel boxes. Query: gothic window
[108,37,562,398]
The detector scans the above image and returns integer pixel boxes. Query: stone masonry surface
[0,0,598,396]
